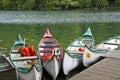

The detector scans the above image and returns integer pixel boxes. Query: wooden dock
[69,50,120,80]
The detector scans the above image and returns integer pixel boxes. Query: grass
[0,22,120,55]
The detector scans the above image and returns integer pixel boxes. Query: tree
[16,0,25,10]
[0,0,3,9]
[2,0,11,9]
[115,0,120,5]
[92,0,109,9]
[57,0,80,10]
[38,0,46,10]
[79,0,92,9]
[24,0,36,10]
[70,1,80,9]
[34,0,41,9]
[11,0,17,10]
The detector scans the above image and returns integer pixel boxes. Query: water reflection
[0,11,120,24]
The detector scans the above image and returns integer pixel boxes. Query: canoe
[42,56,61,80]
[38,28,63,80]
[66,27,95,52]
[9,34,42,80]
[96,35,120,50]
[62,50,82,75]
[63,27,94,75]
[83,45,108,67]
[0,54,17,80]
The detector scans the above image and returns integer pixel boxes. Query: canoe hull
[38,28,63,80]
[18,66,42,80]
[9,34,42,80]
[0,55,17,80]
[63,27,94,74]
[96,35,120,50]
[83,46,105,67]
[38,28,63,61]
[63,52,82,75]
[42,56,60,80]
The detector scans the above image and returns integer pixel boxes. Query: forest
[0,0,120,10]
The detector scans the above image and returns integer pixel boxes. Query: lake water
[0,11,120,24]
[0,10,120,80]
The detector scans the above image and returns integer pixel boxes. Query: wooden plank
[69,58,120,80]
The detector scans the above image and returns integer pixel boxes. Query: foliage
[16,0,25,10]
[0,0,2,9]
[115,0,120,5]
[0,0,119,10]
[24,0,36,10]
[2,0,11,10]
[92,0,109,9]
[11,0,16,10]
[53,0,80,10]
[79,0,92,9]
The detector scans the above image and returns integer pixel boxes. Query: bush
[92,0,109,9]
[79,0,92,9]
[115,0,120,5]
[16,0,25,10]
[0,0,3,9]
[57,0,80,10]
[2,0,11,10]
[24,0,36,10]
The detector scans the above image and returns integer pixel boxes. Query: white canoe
[62,51,82,75]
[9,34,42,80]
[63,27,94,74]
[42,56,61,80]
[96,35,120,50]
[38,28,63,80]
[83,45,108,67]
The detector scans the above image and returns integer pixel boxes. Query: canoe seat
[43,42,53,44]
[18,67,31,72]
[40,45,59,48]
[0,63,9,68]
[82,39,93,44]
[40,50,52,53]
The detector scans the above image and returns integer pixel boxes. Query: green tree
[2,0,11,9]
[24,0,36,10]
[61,0,71,9]
[34,0,41,9]
[58,0,80,10]
[79,0,92,9]
[115,0,120,5]
[92,0,109,9]
[42,0,52,9]
[52,0,61,9]
[16,0,25,10]
[38,0,46,10]
[0,0,3,9]
[11,0,16,10]
[69,1,80,9]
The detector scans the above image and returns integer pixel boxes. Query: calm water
[0,10,120,80]
[0,11,120,24]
